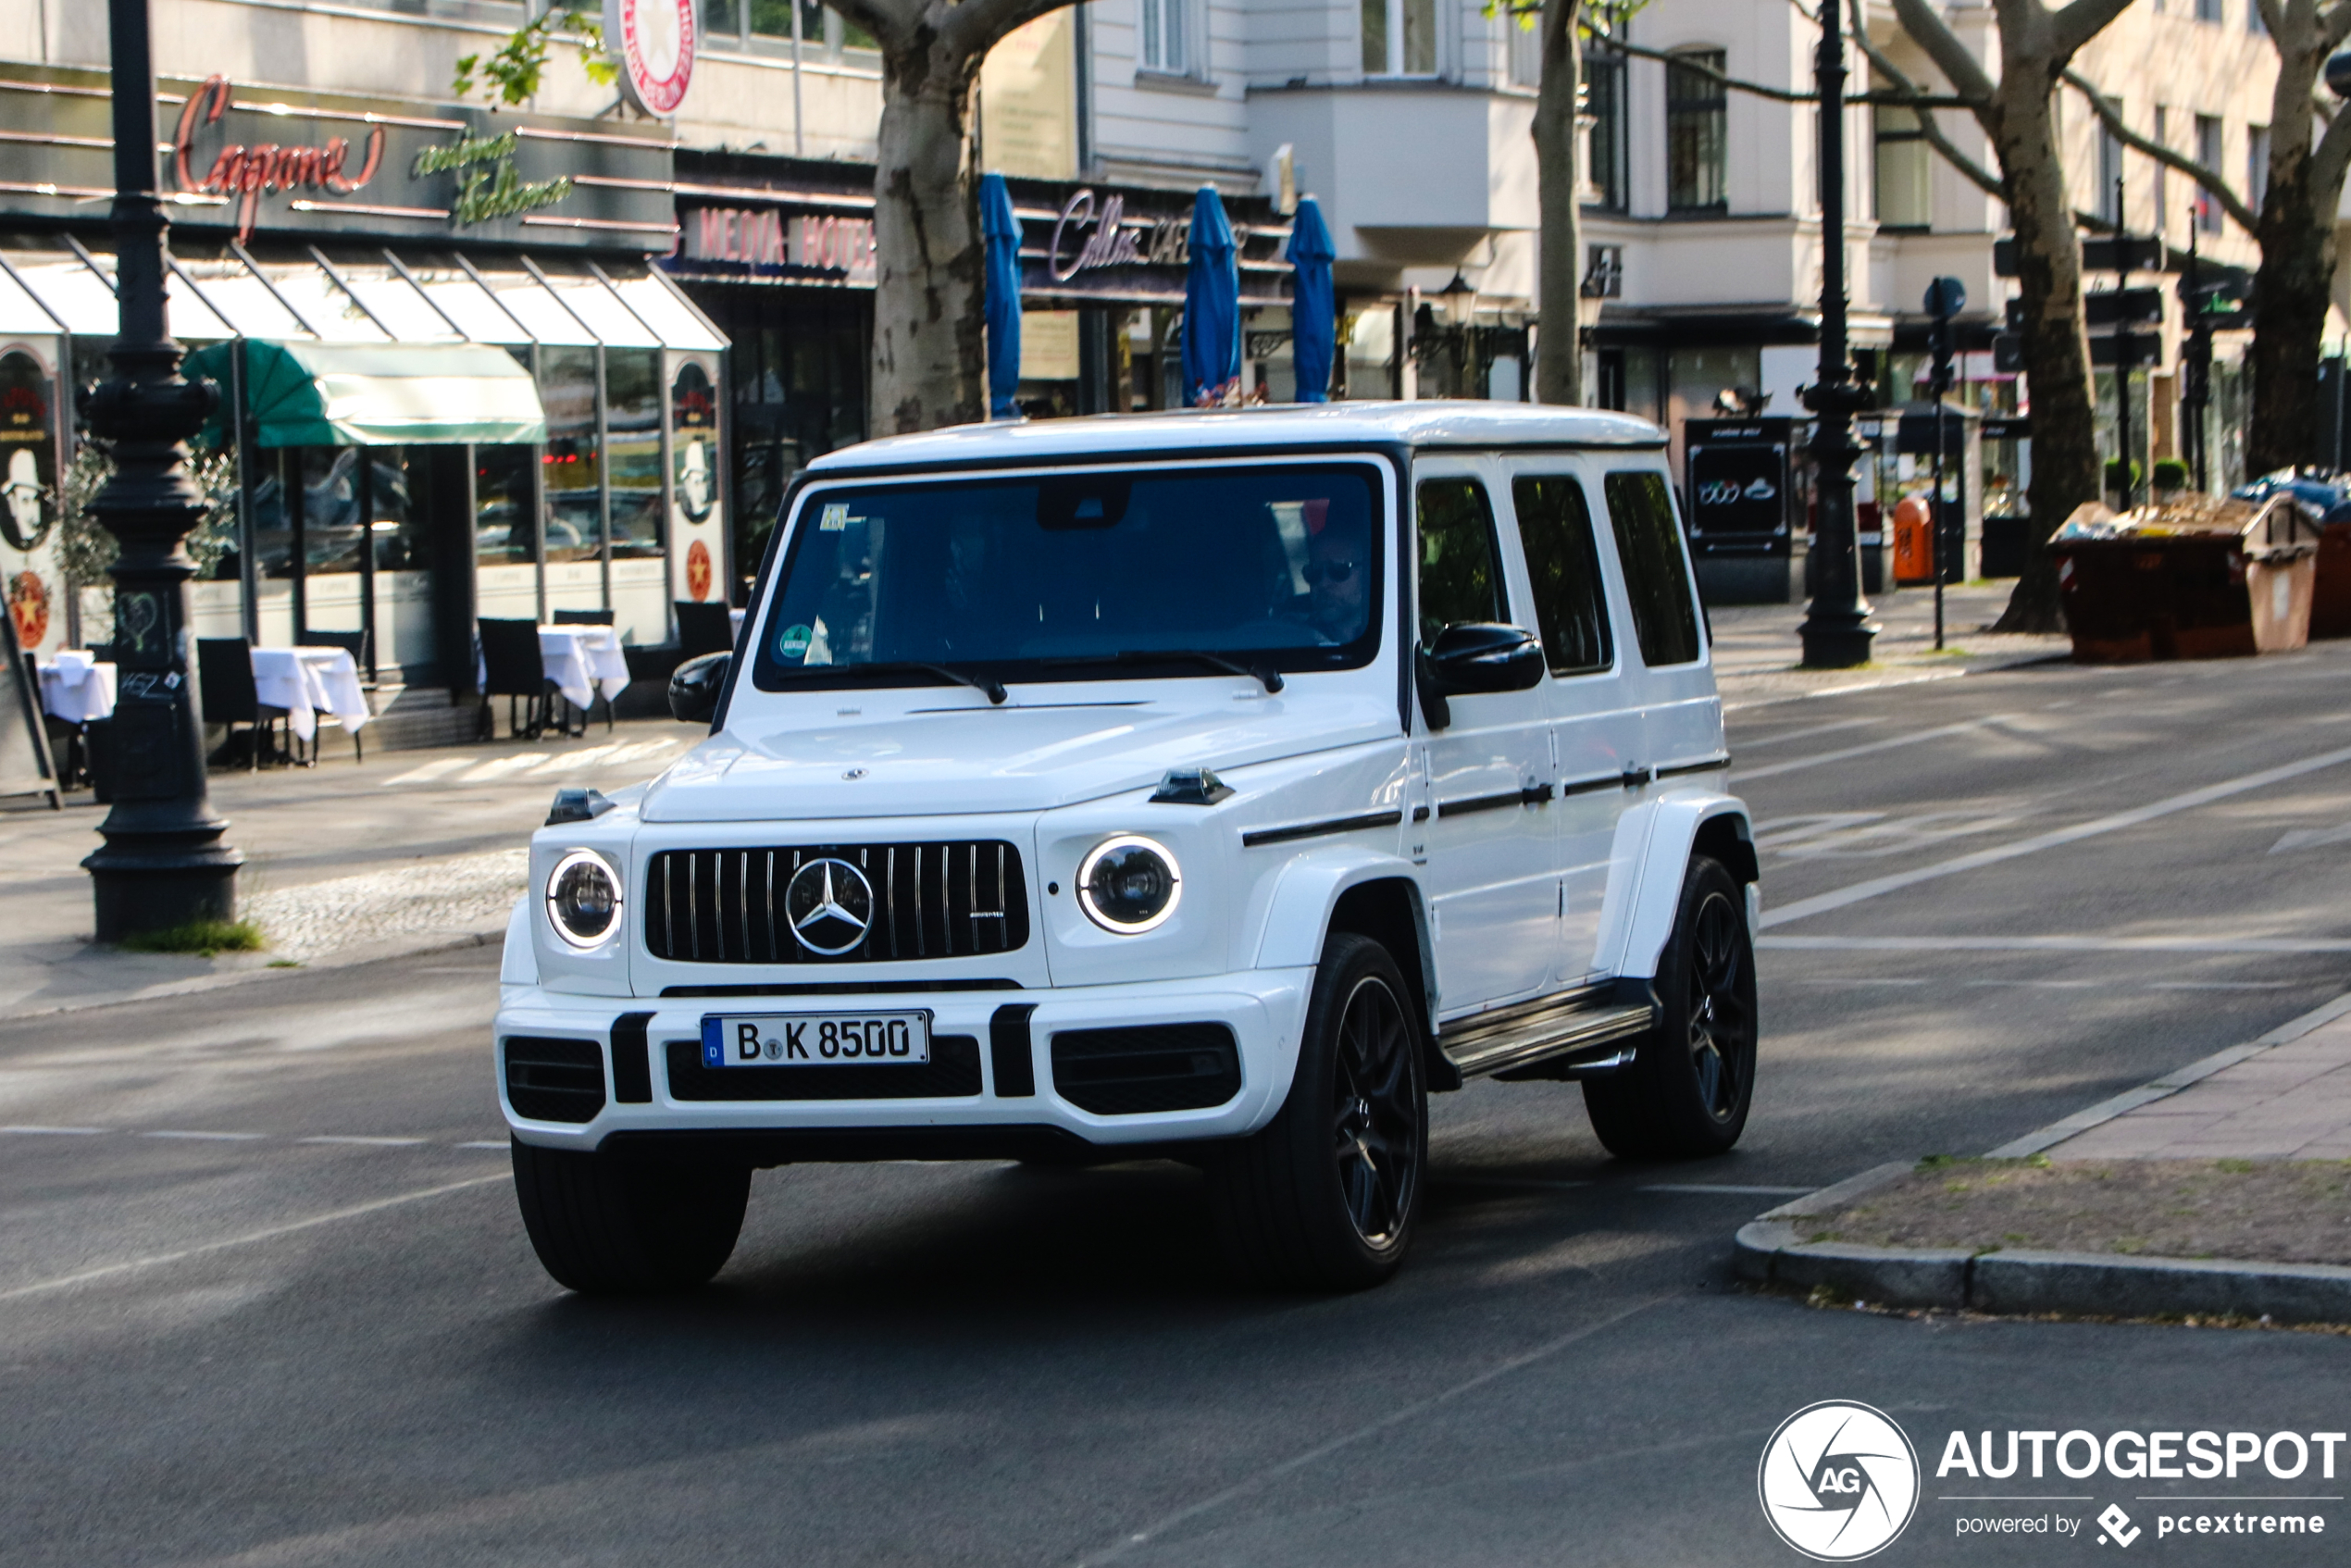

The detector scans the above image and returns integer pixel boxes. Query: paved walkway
[2040,999,2351,1162]
[1711,579,2071,708]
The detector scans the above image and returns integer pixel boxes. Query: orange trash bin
[1892,495,1935,585]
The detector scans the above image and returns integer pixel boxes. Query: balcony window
[1141,0,1194,74]
[1585,48,1627,210]
[1362,0,1437,76]
[1665,49,1727,213]
[1873,102,1929,228]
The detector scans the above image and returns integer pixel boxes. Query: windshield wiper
[798,660,1007,704]
[1044,650,1284,693]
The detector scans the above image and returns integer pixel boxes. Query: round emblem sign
[1757,1401,1919,1562]
[605,0,695,118]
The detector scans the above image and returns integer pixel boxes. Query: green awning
[186,340,548,448]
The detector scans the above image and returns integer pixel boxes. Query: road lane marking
[0,1175,505,1303]
[1637,1183,1814,1195]
[455,1140,507,1150]
[298,1135,429,1147]
[2149,980,2300,989]
[1735,716,1879,752]
[1760,935,2351,953]
[1074,1296,1663,1567]
[0,1125,107,1135]
[1760,741,2351,929]
[141,1130,267,1141]
[1734,716,2020,782]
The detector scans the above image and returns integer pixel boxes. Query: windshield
[751,462,1386,693]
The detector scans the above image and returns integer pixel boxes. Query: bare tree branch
[1852,31,2007,197]
[2050,0,2140,65]
[2325,0,2351,48]
[1590,34,1975,105]
[939,0,1077,63]
[2316,81,2351,188]
[2061,67,2260,230]
[1890,0,1997,106]
[823,0,913,56]
[2256,0,2289,38]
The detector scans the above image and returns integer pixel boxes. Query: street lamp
[1797,0,1877,668]
[81,0,242,939]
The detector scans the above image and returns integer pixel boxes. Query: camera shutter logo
[784,858,874,955]
[1758,1400,1920,1561]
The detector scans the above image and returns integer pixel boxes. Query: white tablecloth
[539,626,629,713]
[36,652,116,724]
[251,646,370,742]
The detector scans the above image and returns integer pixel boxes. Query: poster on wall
[670,358,724,606]
[0,348,64,656]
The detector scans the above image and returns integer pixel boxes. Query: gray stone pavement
[1710,579,2071,708]
[0,719,705,1015]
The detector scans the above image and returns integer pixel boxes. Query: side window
[1511,475,1613,676]
[1415,477,1508,646]
[1603,470,1701,667]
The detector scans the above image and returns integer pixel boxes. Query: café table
[250,645,371,745]
[36,650,117,725]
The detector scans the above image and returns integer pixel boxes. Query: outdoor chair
[477,616,556,741]
[196,637,292,770]
[676,600,736,659]
[296,628,370,764]
[24,652,85,788]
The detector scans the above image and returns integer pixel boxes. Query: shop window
[1602,470,1700,667]
[1511,476,1612,676]
[1141,0,1193,75]
[1415,477,1507,646]
[476,446,537,568]
[1362,0,1437,77]
[1585,48,1627,210]
[538,346,603,566]
[604,350,665,562]
[1665,49,1728,213]
[1874,101,1930,229]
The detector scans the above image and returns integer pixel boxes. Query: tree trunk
[1533,0,1585,406]
[869,35,986,435]
[1991,81,2100,633]
[2246,19,2337,478]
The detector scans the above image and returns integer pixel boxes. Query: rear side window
[1603,470,1701,667]
[1511,476,1613,677]
[1415,477,1507,646]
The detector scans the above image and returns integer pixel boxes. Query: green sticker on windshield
[776,623,814,660]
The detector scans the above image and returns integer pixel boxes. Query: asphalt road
[9,646,2351,1566]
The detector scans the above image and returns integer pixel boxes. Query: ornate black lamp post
[81,0,242,939]
[1798,0,1878,668]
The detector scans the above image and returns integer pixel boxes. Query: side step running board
[1438,987,1660,1081]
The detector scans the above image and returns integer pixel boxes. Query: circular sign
[1757,1400,1919,1562]
[685,539,713,602]
[607,0,696,118]
[7,569,48,648]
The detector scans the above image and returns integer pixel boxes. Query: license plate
[699,1011,931,1067]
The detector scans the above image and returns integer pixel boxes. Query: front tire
[1208,933,1427,1290]
[1583,855,1757,1159]
[510,1138,751,1294]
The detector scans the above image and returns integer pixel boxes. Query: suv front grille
[644,841,1030,964]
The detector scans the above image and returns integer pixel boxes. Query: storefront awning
[185,339,548,447]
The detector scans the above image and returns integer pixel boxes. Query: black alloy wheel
[1584,855,1758,1159]
[1210,933,1428,1289]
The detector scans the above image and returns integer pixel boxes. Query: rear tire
[1583,855,1757,1160]
[510,1138,751,1294]
[1208,933,1427,1290]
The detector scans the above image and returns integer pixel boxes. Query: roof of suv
[805,401,1667,475]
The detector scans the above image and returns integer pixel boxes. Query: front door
[1410,462,1558,1014]
[1499,464,1647,985]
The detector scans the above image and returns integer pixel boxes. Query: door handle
[1621,763,1652,790]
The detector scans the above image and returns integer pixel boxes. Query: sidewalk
[0,717,706,1016]
[1710,579,2072,708]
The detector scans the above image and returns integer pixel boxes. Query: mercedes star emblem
[783,857,875,955]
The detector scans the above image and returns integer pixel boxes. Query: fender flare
[1250,844,1436,1026]
[500,896,539,986]
[1613,792,1756,980]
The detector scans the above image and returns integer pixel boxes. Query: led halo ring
[1076,834,1183,935]
[546,849,625,950]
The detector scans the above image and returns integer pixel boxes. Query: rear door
[1499,464,1647,985]
[1410,458,1559,1013]
[1599,466,1725,781]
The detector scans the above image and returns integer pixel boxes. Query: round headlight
[546,850,623,949]
[1077,835,1181,934]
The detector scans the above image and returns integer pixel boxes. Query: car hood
[639,695,1399,821]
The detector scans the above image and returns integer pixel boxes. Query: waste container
[1892,495,1935,585]
[2233,469,2351,638]
[2049,495,2318,662]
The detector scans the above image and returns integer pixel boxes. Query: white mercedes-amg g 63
[496,403,1759,1293]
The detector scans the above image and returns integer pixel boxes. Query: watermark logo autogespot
[1760,1401,1922,1561]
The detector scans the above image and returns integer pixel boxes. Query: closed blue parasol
[981,171,1022,419]
[1181,185,1240,406]
[1286,195,1336,404]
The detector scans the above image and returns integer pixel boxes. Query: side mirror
[669,651,730,726]
[1424,622,1545,696]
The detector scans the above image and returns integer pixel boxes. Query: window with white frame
[1140,0,1193,75]
[1665,49,1727,212]
[1362,0,1438,76]
[2196,115,2224,233]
